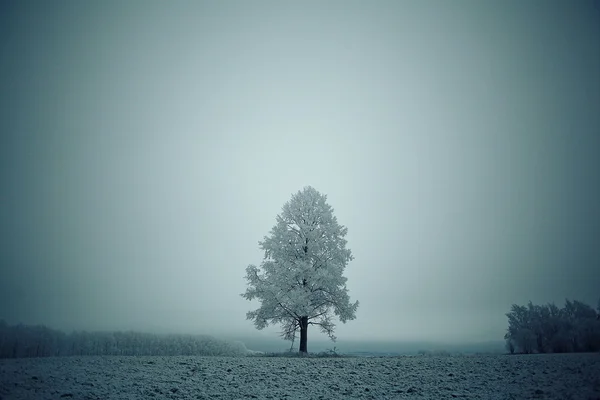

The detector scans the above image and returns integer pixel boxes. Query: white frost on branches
[242,186,359,343]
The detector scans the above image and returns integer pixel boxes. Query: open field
[1,353,599,399]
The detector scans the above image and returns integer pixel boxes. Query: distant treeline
[0,320,248,359]
[505,299,600,354]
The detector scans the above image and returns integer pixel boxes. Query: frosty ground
[1,353,599,400]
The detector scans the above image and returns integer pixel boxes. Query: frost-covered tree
[505,298,600,354]
[242,186,359,354]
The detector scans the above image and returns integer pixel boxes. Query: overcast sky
[1,1,599,344]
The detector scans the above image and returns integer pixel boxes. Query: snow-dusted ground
[1,353,599,399]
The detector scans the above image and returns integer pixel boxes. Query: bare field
[1,353,599,399]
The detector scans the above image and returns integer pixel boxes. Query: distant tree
[505,338,515,354]
[242,186,359,355]
[505,304,529,353]
[563,299,597,351]
[526,302,547,353]
[0,321,251,358]
[505,298,600,354]
[544,302,568,353]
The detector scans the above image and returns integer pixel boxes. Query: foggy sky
[1,1,599,344]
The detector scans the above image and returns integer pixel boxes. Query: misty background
[1,1,599,348]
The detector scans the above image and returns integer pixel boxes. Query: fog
[1,1,599,345]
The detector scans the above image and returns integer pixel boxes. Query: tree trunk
[299,316,308,355]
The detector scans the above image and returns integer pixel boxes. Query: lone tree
[242,186,359,354]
